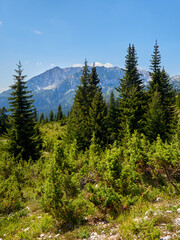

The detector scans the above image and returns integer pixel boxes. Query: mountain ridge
[0,66,179,116]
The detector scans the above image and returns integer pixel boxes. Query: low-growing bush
[0,175,22,214]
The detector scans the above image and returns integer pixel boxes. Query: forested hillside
[0,43,180,240]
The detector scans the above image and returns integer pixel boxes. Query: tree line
[0,41,178,161]
[66,41,177,151]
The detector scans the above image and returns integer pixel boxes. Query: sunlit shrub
[0,175,22,214]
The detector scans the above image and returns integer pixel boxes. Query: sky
[0,0,180,92]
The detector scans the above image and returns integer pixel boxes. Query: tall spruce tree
[67,61,107,150]
[56,104,63,121]
[146,91,166,141]
[117,44,146,137]
[89,63,100,100]
[176,92,180,109]
[148,40,161,94]
[66,60,91,150]
[89,65,107,147]
[0,107,8,135]
[7,62,41,161]
[39,113,45,123]
[107,91,119,144]
[146,41,176,141]
[49,109,54,121]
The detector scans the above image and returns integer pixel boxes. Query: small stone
[109,234,120,240]
[38,216,42,219]
[144,216,148,221]
[174,218,180,225]
[26,207,30,211]
[101,230,105,234]
[40,234,45,237]
[48,236,52,239]
[156,197,163,202]
[166,210,173,213]
[133,217,141,222]
[177,208,180,213]
[55,234,60,238]
[24,227,30,232]
[160,236,172,240]
[91,232,98,236]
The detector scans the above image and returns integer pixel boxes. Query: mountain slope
[0,66,179,116]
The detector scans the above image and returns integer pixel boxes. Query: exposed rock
[24,227,30,232]
[160,236,172,240]
[55,234,60,238]
[177,208,180,213]
[174,217,180,225]
[166,210,173,213]
[156,197,163,202]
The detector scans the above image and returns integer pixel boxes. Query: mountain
[0,66,179,116]
[170,75,180,90]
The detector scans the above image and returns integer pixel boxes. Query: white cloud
[33,30,43,35]
[0,21,2,25]
[72,64,84,68]
[36,62,43,66]
[50,64,55,67]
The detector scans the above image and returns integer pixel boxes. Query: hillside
[0,66,146,115]
[0,66,179,115]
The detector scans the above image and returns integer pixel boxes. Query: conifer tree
[146,91,166,141]
[67,61,107,150]
[49,110,54,122]
[88,64,107,146]
[107,91,119,144]
[148,40,161,94]
[176,92,180,109]
[56,104,63,121]
[45,116,48,123]
[117,44,146,136]
[0,107,8,135]
[89,87,107,147]
[89,63,100,101]
[7,62,41,161]
[39,113,45,123]
[146,41,176,141]
[66,60,91,150]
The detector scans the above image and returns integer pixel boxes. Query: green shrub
[148,136,180,190]
[41,157,87,224]
[86,183,122,215]
[0,175,22,214]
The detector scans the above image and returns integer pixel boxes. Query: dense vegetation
[0,43,180,239]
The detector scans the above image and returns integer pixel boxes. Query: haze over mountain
[0,65,179,116]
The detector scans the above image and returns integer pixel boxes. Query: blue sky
[0,0,180,92]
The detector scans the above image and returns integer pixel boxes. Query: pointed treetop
[13,61,27,82]
[150,40,161,73]
[89,62,100,87]
[80,59,90,87]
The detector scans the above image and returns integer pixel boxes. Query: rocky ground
[0,197,180,240]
